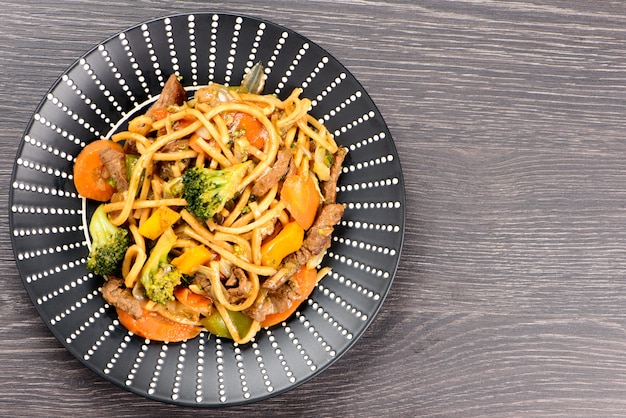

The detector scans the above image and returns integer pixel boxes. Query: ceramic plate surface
[9,13,405,406]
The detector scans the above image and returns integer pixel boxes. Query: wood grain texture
[3,0,626,416]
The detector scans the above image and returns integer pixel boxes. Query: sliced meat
[301,202,345,256]
[192,272,212,294]
[224,267,253,304]
[192,267,253,305]
[245,277,301,322]
[263,203,345,290]
[98,146,128,192]
[160,138,189,153]
[146,74,187,120]
[251,149,293,197]
[101,277,143,319]
[321,147,347,203]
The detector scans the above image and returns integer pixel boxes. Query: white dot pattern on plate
[223,17,243,84]
[274,42,309,94]
[147,344,168,395]
[317,281,368,322]
[267,330,295,386]
[125,341,149,386]
[208,15,219,81]
[140,24,165,85]
[84,320,116,359]
[265,31,289,75]
[62,74,115,127]
[104,335,132,374]
[334,110,377,137]
[13,223,81,238]
[118,33,151,95]
[284,322,321,370]
[215,339,227,403]
[46,92,102,137]
[32,113,86,147]
[245,22,266,70]
[78,58,125,114]
[12,181,76,198]
[14,157,72,180]
[163,18,180,76]
[251,342,274,392]
[186,15,199,85]
[42,277,94,310]
[195,336,206,402]
[171,343,187,400]
[22,256,84,284]
[68,301,108,345]
[9,13,404,407]
[97,45,139,107]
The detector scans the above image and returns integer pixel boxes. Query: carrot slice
[73,139,124,202]
[174,287,212,313]
[281,172,321,230]
[233,111,268,149]
[149,107,169,121]
[116,307,201,342]
[261,266,318,328]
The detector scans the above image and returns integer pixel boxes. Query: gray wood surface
[3,0,626,416]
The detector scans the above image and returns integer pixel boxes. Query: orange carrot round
[116,307,202,342]
[73,139,124,201]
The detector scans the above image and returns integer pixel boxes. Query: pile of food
[73,66,346,343]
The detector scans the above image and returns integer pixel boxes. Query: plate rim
[9,11,406,407]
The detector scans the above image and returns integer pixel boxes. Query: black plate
[9,13,405,406]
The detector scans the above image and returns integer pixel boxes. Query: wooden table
[3,1,626,416]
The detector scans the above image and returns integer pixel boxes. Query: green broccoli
[140,227,182,305]
[86,204,130,276]
[182,161,252,222]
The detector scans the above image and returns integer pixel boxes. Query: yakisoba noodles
[78,72,347,344]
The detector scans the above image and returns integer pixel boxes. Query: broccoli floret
[140,227,182,305]
[182,161,252,222]
[86,204,130,276]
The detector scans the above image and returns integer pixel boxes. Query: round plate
[9,13,405,406]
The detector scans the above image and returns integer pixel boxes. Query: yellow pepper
[171,245,214,275]
[138,206,181,240]
[260,221,304,268]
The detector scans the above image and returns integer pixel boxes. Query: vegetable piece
[260,221,305,268]
[73,139,125,201]
[200,309,254,339]
[116,307,201,342]
[182,161,252,222]
[261,266,318,328]
[138,206,181,240]
[240,62,265,94]
[173,287,212,314]
[171,245,214,275]
[149,107,169,121]
[86,204,130,276]
[125,154,139,183]
[188,133,205,155]
[139,227,182,305]
[233,112,268,149]
[281,172,321,230]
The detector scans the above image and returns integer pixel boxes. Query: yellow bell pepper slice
[171,245,214,275]
[260,221,305,268]
[138,206,181,240]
